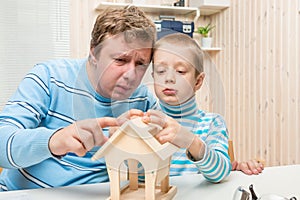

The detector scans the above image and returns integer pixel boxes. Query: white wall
[0,0,70,110]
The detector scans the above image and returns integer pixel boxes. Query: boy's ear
[194,72,205,91]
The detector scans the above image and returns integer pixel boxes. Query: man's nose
[122,61,137,80]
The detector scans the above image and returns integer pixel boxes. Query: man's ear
[89,48,97,65]
[194,72,205,91]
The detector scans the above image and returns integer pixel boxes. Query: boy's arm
[143,110,231,183]
[186,115,232,183]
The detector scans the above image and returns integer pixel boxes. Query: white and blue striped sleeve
[190,114,232,183]
[0,64,58,169]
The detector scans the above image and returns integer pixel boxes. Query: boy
[143,33,263,182]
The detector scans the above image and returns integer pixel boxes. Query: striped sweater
[0,58,157,191]
[159,96,232,183]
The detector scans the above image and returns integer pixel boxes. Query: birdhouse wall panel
[112,131,154,154]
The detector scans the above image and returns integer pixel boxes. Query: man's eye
[114,58,126,64]
[136,62,148,68]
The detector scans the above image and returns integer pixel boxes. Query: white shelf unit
[96,2,198,15]
[189,0,230,15]
[96,2,229,16]
[96,2,200,23]
[95,2,227,52]
[201,47,222,52]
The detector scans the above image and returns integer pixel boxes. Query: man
[0,6,157,191]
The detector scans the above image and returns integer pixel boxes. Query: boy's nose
[165,70,176,83]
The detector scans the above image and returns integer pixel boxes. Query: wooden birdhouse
[92,117,179,200]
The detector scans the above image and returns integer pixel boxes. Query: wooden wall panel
[211,0,300,166]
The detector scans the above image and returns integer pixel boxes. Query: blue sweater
[0,58,157,191]
[160,96,231,183]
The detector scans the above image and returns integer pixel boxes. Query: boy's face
[88,34,152,100]
[152,49,204,106]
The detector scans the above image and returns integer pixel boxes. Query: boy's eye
[153,65,166,74]
[177,70,186,74]
[155,68,166,74]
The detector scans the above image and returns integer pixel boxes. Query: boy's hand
[109,109,145,137]
[142,109,195,149]
[232,160,264,175]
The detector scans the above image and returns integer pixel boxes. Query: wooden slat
[209,0,300,167]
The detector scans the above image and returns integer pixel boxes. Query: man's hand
[49,117,118,157]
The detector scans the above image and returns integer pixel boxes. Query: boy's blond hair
[153,33,204,76]
[90,6,156,56]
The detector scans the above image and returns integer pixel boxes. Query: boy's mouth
[162,88,177,95]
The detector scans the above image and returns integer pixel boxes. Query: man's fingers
[61,136,87,157]
[97,117,118,128]
[109,126,119,137]
[69,139,88,157]
[93,128,109,146]
[74,118,112,149]
[73,129,94,150]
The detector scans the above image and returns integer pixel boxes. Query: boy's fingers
[128,109,144,117]
[147,109,166,118]
[155,130,172,144]
[116,109,144,125]
[143,115,167,128]
[231,161,238,170]
[144,109,168,127]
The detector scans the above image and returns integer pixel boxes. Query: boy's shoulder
[198,110,226,124]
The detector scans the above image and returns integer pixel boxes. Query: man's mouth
[115,85,131,92]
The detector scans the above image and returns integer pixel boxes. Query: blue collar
[159,96,198,118]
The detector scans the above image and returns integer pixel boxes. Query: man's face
[89,34,152,100]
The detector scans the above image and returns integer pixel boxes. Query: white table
[0,165,299,200]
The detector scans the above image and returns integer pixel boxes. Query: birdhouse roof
[92,117,178,161]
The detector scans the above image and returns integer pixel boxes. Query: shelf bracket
[193,9,200,26]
